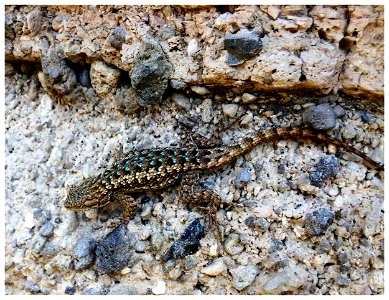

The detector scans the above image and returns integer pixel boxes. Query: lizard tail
[236,127,383,171]
[196,127,383,171]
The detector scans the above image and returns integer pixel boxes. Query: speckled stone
[222,103,238,118]
[310,155,340,187]
[107,26,126,50]
[231,265,259,291]
[131,39,173,106]
[90,61,121,98]
[95,224,137,274]
[224,29,262,65]
[305,208,335,236]
[260,266,310,294]
[302,103,336,130]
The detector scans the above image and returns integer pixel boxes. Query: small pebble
[25,280,40,293]
[222,104,238,118]
[231,265,259,291]
[305,208,334,236]
[72,237,96,270]
[166,219,205,259]
[95,224,137,274]
[201,258,227,276]
[170,79,187,90]
[191,85,210,95]
[310,155,340,187]
[341,124,357,140]
[234,169,251,188]
[64,285,76,295]
[241,93,256,103]
[240,112,253,125]
[302,103,336,130]
[39,223,54,238]
[224,233,244,255]
[171,93,191,111]
[245,216,256,228]
[183,257,198,271]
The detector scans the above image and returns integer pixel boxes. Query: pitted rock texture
[4,5,384,104]
[4,4,384,296]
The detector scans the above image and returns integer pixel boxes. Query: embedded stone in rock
[26,8,42,36]
[224,29,262,66]
[76,67,92,88]
[90,61,121,99]
[131,39,173,106]
[310,155,340,187]
[165,219,205,259]
[114,86,141,114]
[231,265,259,291]
[171,93,191,111]
[39,47,81,104]
[72,237,96,270]
[95,224,137,274]
[107,26,126,50]
[170,79,187,90]
[226,54,246,66]
[305,208,335,236]
[302,103,337,130]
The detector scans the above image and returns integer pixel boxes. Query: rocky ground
[4,5,384,295]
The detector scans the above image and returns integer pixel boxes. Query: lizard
[64,127,384,223]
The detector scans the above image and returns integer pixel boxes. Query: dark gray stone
[77,68,91,87]
[310,155,340,187]
[72,237,96,270]
[39,223,54,238]
[107,26,126,49]
[224,29,262,60]
[245,216,256,228]
[302,103,337,130]
[39,46,82,104]
[165,219,205,259]
[95,224,137,274]
[130,39,173,106]
[305,208,335,236]
[360,111,375,124]
[226,54,246,66]
[65,285,76,295]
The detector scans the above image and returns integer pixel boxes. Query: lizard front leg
[111,191,139,223]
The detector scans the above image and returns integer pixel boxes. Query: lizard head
[64,177,110,210]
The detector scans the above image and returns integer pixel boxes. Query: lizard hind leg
[179,171,222,233]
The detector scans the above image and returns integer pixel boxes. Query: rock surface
[4,5,383,104]
[4,4,384,296]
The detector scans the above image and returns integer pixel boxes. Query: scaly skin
[64,127,383,220]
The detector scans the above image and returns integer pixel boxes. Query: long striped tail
[201,127,383,171]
